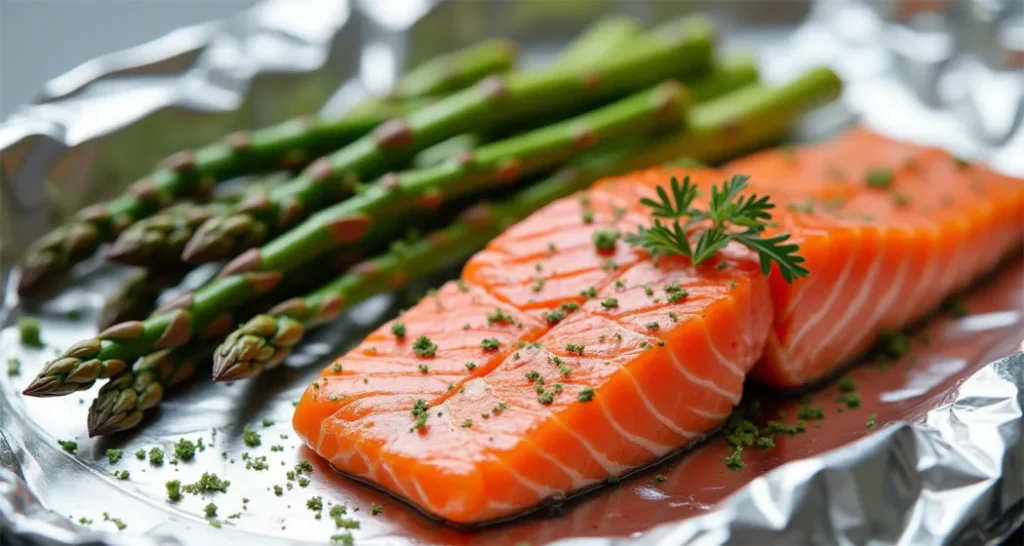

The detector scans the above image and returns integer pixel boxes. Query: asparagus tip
[211,348,258,382]
[104,245,145,266]
[17,222,101,297]
[87,410,137,437]
[181,213,267,264]
[180,238,220,264]
[16,263,56,298]
[22,375,90,398]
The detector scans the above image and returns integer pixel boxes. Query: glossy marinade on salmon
[293,127,1023,523]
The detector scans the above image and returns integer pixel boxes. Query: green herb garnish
[181,472,230,494]
[723,445,745,470]
[879,328,909,358]
[103,512,127,531]
[145,447,164,466]
[565,343,584,355]
[865,168,894,189]
[18,317,43,347]
[411,399,429,430]
[174,439,196,461]
[412,335,438,357]
[106,449,123,465]
[487,308,514,326]
[625,175,808,283]
[592,230,620,252]
[242,425,261,447]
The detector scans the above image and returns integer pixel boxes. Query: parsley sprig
[624,175,809,283]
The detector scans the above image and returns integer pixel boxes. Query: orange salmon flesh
[293,127,1024,524]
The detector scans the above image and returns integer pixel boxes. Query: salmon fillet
[292,127,1023,523]
[294,171,773,523]
[729,128,1024,386]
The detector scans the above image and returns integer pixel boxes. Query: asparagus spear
[103,202,230,266]
[14,41,518,297]
[411,133,486,168]
[213,67,843,382]
[686,54,759,103]
[97,268,190,330]
[76,18,650,430]
[179,19,714,263]
[87,235,378,434]
[628,66,843,168]
[409,17,644,170]
[105,172,293,266]
[389,39,518,98]
[83,204,488,434]
[23,83,688,398]
[87,343,214,435]
[553,15,643,67]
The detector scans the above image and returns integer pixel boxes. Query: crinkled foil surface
[1,1,1022,545]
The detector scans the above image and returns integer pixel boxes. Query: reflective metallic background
[0,1,258,121]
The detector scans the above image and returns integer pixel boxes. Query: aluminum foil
[1,1,1022,545]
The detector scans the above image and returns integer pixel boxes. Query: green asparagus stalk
[628,66,843,168]
[87,343,214,435]
[408,17,645,171]
[105,172,293,266]
[82,204,489,434]
[103,202,231,266]
[389,39,518,98]
[97,268,189,330]
[86,233,382,434]
[15,41,518,297]
[74,18,651,431]
[686,54,759,103]
[14,104,410,296]
[411,133,486,168]
[179,18,714,263]
[553,15,643,67]
[42,244,376,402]
[23,83,688,398]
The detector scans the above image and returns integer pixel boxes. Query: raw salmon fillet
[294,170,774,523]
[293,127,1023,523]
[729,128,1024,386]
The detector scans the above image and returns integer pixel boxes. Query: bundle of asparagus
[16,38,519,295]
[17,15,843,439]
